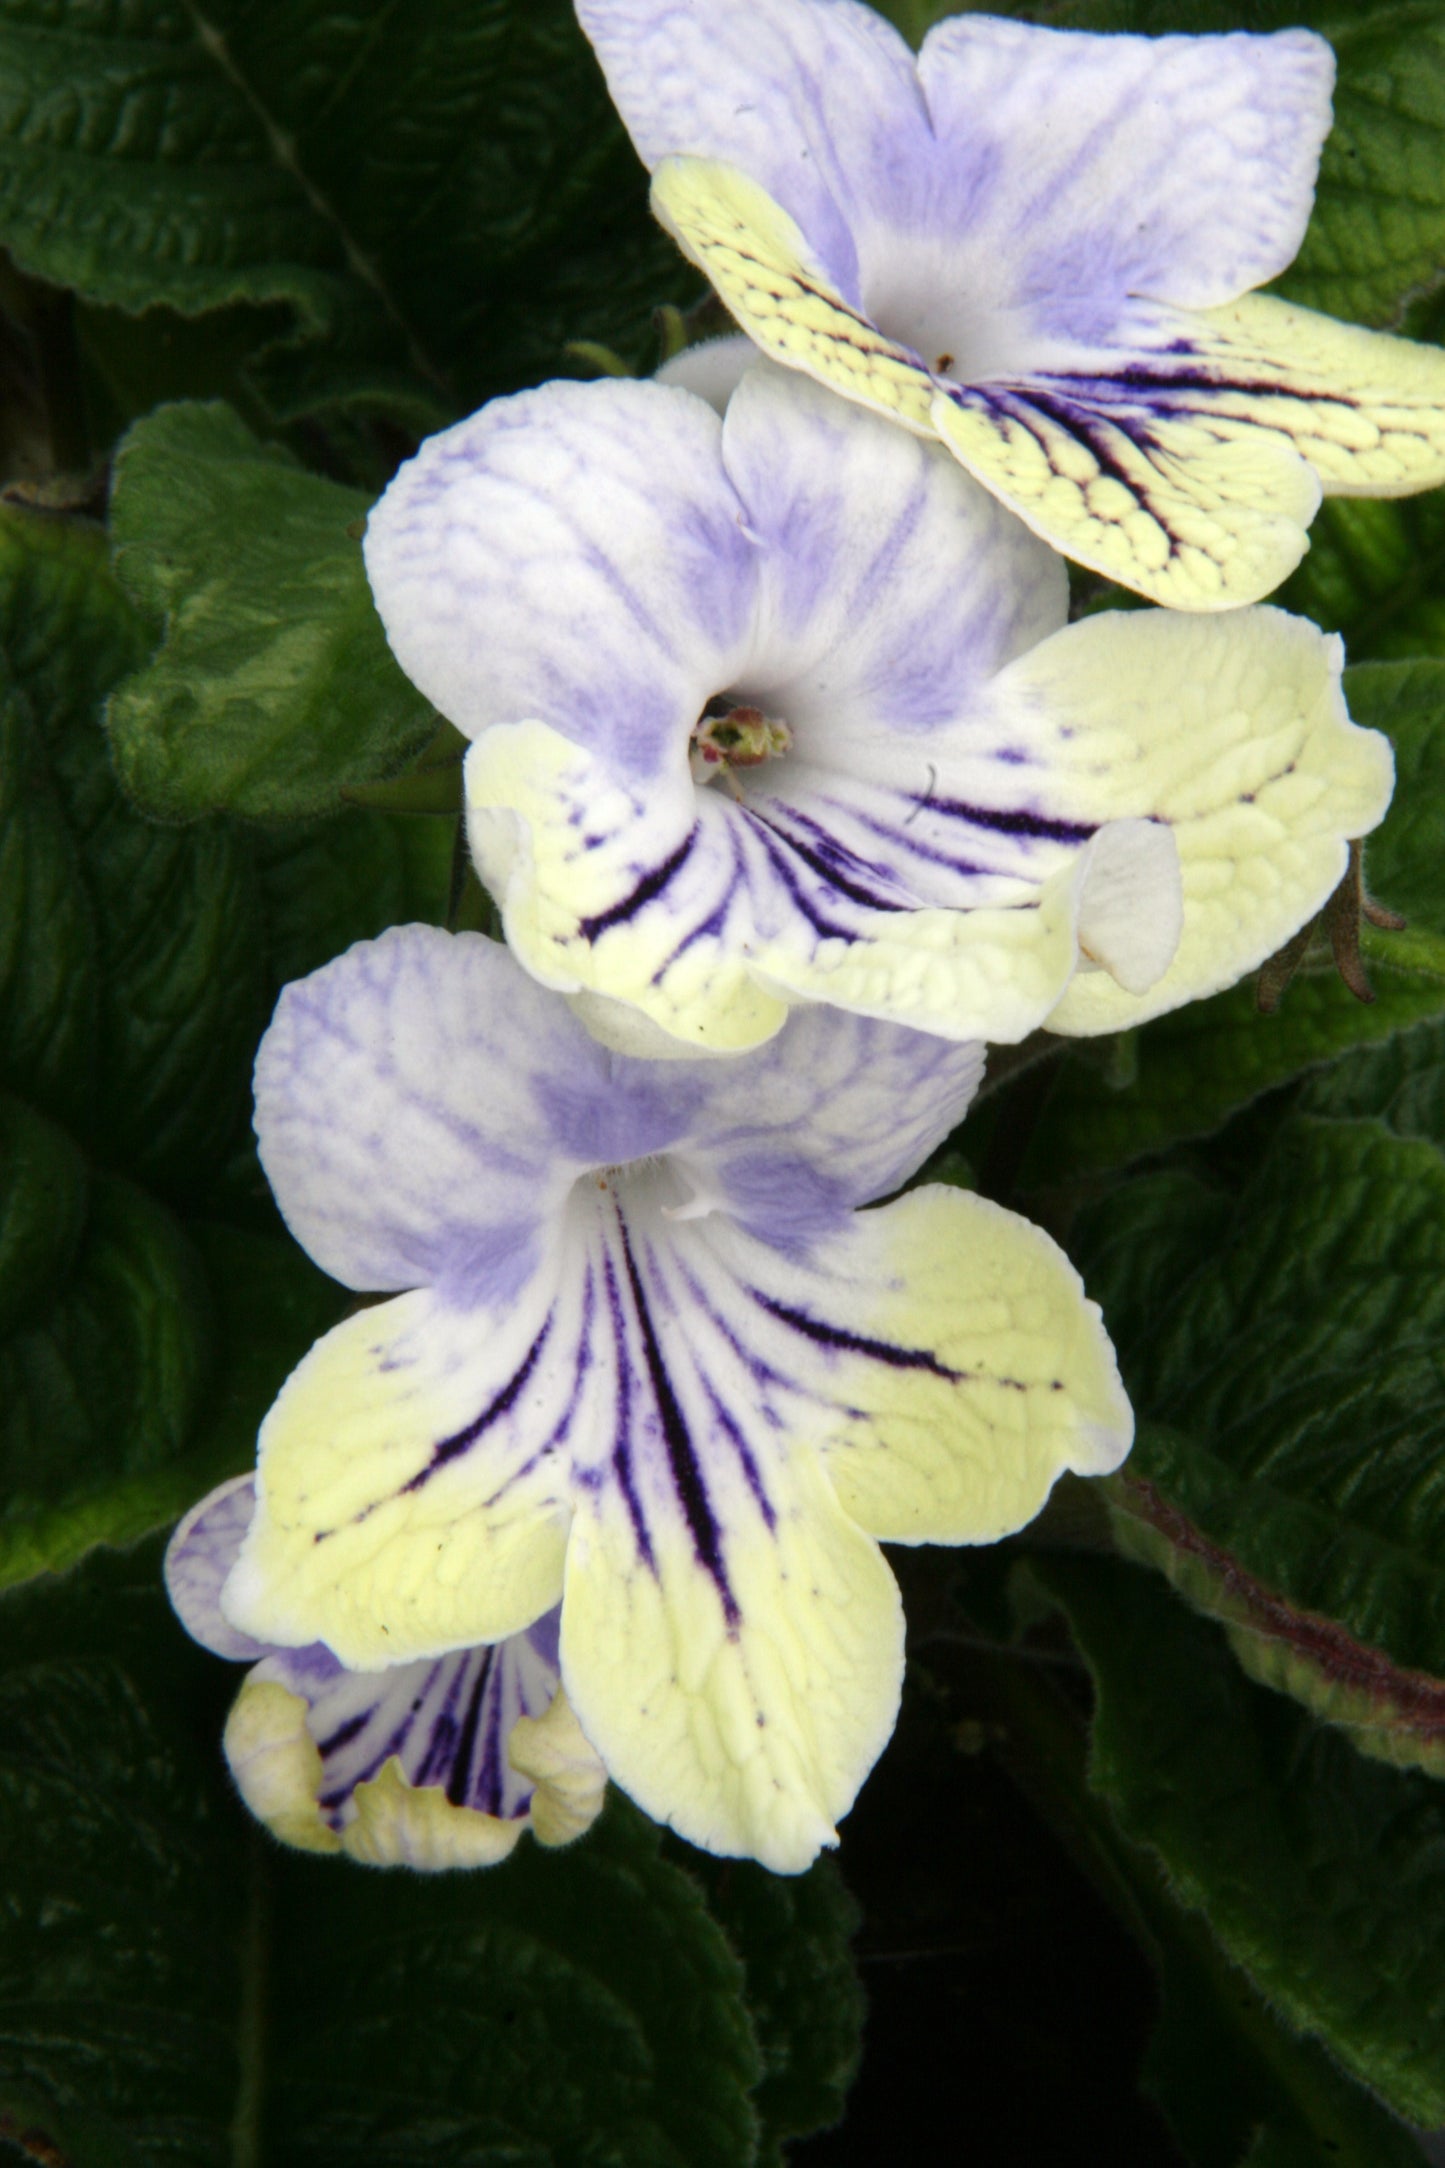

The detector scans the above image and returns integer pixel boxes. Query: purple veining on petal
[748,822,864,944]
[293,1637,556,1829]
[579,829,699,942]
[748,802,916,913]
[697,1370,777,1532]
[445,1650,495,1807]
[485,1264,598,1505]
[756,1291,962,1379]
[532,1067,704,1169]
[402,1315,555,1493]
[617,1213,739,1628]
[604,1245,657,1575]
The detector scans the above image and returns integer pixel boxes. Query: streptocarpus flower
[576,0,1445,610]
[364,365,1392,1056]
[166,1476,605,1868]
[219,926,1131,1871]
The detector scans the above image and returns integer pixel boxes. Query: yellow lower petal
[223,1677,340,1856]
[509,1688,608,1849]
[344,1758,525,1870]
[1027,607,1394,1035]
[650,155,937,436]
[560,1444,903,1875]
[225,1288,569,1668]
[1183,292,1445,500]
[750,1186,1134,1545]
[933,381,1318,612]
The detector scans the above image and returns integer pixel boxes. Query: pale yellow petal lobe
[650,155,937,436]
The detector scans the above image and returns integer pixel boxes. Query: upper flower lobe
[219,927,1132,1871]
[577,0,1445,608]
[365,367,1392,1055]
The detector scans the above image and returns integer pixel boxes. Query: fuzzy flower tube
[364,366,1392,1056]
[574,0,1445,610]
[214,928,1131,1872]
[166,1476,605,1868]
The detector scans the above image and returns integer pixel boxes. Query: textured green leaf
[254,806,454,992]
[0,502,264,1189]
[0,0,687,417]
[106,402,435,821]
[0,1550,762,2168]
[1302,1006,1445,1137]
[0,1095,87,1342]
[676,1853,863,2165]
[1027,659,1445,1180]
[1110,1465,1445,1780]
[1076,1118,1445,1684]
[1033,1553,1445,2128]
[0,1173,214,1592]
[1278,491,1445,660]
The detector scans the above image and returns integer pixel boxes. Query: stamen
[690,701,792,795]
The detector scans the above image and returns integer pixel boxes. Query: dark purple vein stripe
[618,1217,740,1626]
[579,828,698,942]
[402,1317,554,1494]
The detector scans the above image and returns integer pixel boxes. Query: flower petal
[914,19,1331,316]
[577,0,929,293]
[224,1282,572,1664]
[932,377,1320,611]
[1113,293,1445,501]
[1009,608,1396,1035]
[683,1189,1131,1548]
[165,1476,271,1661]
[562,1437,902,1875]
[255,924,715,1297]
[363,378,755,775]
[509,1689,610,1849]
[554,1177,1126,1869]
[721,364,1068,729]
[222,1626,597,1869]
[467,717,1124,1048]
[650,156,938,436]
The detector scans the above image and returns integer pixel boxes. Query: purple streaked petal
[575,0,930,304]
[165,1478,273,1662]
[255,924,712,1300]
[363,379,756,780]
[913,19,1331,329]
[255,1627,561,1833]
[721,366,1066,735]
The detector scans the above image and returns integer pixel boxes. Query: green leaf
[1280,4,1445,331]
[1302,1007,1445,1138]
[253,806,454,993]
[1110,1462,1445,1781]
[1277,491,1445,661]
[675,1853,863,2165]
[1075,1117,1445,1686]
[0,0,688,417]
[106,402,436,822]
[0,501,265,1190]
[0,1548,762,2168]
[0,1173,215,1593]
[0,1096,87,1341]
[1032,1553,1445,2129]
[1027,660,1445,1181]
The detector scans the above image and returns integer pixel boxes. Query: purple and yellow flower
[576,0,1445,609]
[364,365,1392,1055]
[166,1476,605,1868]
[214,926,1130,1871]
